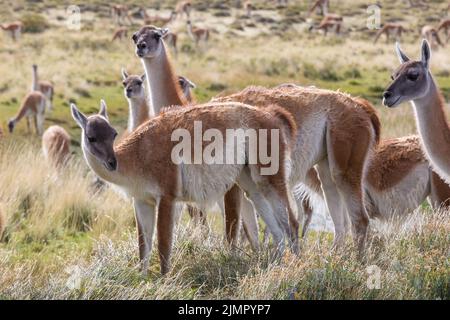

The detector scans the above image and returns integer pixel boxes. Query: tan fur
[8,91,47,135]
[187,21,210,46]
[422,25,443,49]
[373,23,405,44]
[214,85,380,251]
[42,125,71,168]
[1,21,22,41]
[438,19,450,43]
[111,5,132,25]
[308,0,329,16]
[175,1,192,19]
[142,10,175,27]
[112,27,128,41]
[32,65,54,109]
[74,102,297,274]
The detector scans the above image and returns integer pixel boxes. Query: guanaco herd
[1,1,450,276]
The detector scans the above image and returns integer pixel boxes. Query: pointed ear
[71,103,87,130]
[159,27,169,37]
[131,32,138,43]
[421,39,431,69]
[140,73,146,81]
[121,67,129,81]
[99,100,108,120]
[395,42,410,64]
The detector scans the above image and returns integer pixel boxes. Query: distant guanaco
[438,19,450,44]
[309,14,342,36]
[42,125,71,168]
[178,76,196,103]
[244,1,254,17]
[163,31,178,55]
[373,23,406,44]
[112,27,128,41]
[187,20,210,46]
[1,21,22,41]
[421,25,443,49]
[32,64,54,110]
[308,0,329,16]
[111,4,132,25]
[8,91,47,135]
[141,8,175,27]
[175,1,192,20]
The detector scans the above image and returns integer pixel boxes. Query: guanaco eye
[122,81,127,86]
[136,81,142,86]
[407,73,419,81]
[88,137,97,143]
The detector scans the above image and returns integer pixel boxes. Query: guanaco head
[121,68,146,99]
[71,100,118,171]
[178,75,195,100]
[132,26,169,59]
[383,40,431,108]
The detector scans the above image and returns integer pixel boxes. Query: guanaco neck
[141,43,186,116]
[412,74,450,182]
[127,97,149,132]
[32,67,39,91]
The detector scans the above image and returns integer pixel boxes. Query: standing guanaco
[8,91,47,135]
[42,125,71,168]
[187,20,210,47]
[438,19,450,43]
[0,21,22,41]
[31,64,54,110]
[112,27,128,41]
[373,23,406,44]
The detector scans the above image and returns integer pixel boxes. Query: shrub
[22,13,49,33]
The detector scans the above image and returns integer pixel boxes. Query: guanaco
[308,0,329,16]
[111,4,132,25]
[31,64,54,110]
[112,27,128,41]
[163,31,178,56]
[42,125,71,168]
[175,1,192,20]
[8,91,47,135]
[71,100,298,274]
[438,19,450,43]
[309,14,342,36]
[421,25,443,49]
[178,76,196,103]
[383,40,450,185]
[0,21,22,41]
[187,20,210,47]
[373,23,406,44]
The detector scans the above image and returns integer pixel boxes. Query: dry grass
[0,0,449,299]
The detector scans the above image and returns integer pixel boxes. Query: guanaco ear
[121,67,129,81]
[71,103,87,130]
[140,73,146,81]
[395,42,410,64]
[99,100,109,120]
[159,27,169,37]
[131,32,138,43]
[421,39,431,69]
[185,77,196,88]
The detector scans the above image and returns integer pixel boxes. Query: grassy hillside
[0,0,449,299]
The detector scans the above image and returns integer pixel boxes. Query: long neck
[141,44,186,116]
[127,97,149,132]
[32,68,39,91]
[412,75,450,183]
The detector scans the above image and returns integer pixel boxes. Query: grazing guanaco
[178,76,196,103]
[0,21,22,41]
[42,125,71,168]
[132,26,260,250]
[71,100,298,274]
[175,1,192,20]
[373,23,406,44]
[112,27,128,41]
[309,14,342,36]
[111,4,132,25]
[308,0,329,16]
[438,19,450,43]
[8,91,47,135]
[163,31,178,56]
[421,25,443,49]
[31,64,54,110]
[133,25,381,253]
[300,136,450,237]
[187,20,210,47]
[121,68,149,133]
[384,40,450,186]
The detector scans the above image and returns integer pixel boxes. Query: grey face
[71,101,118,171]
[383,40,431,108]
[123,75,145,99]
[177,75,195,99]
[132,26,169,59]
